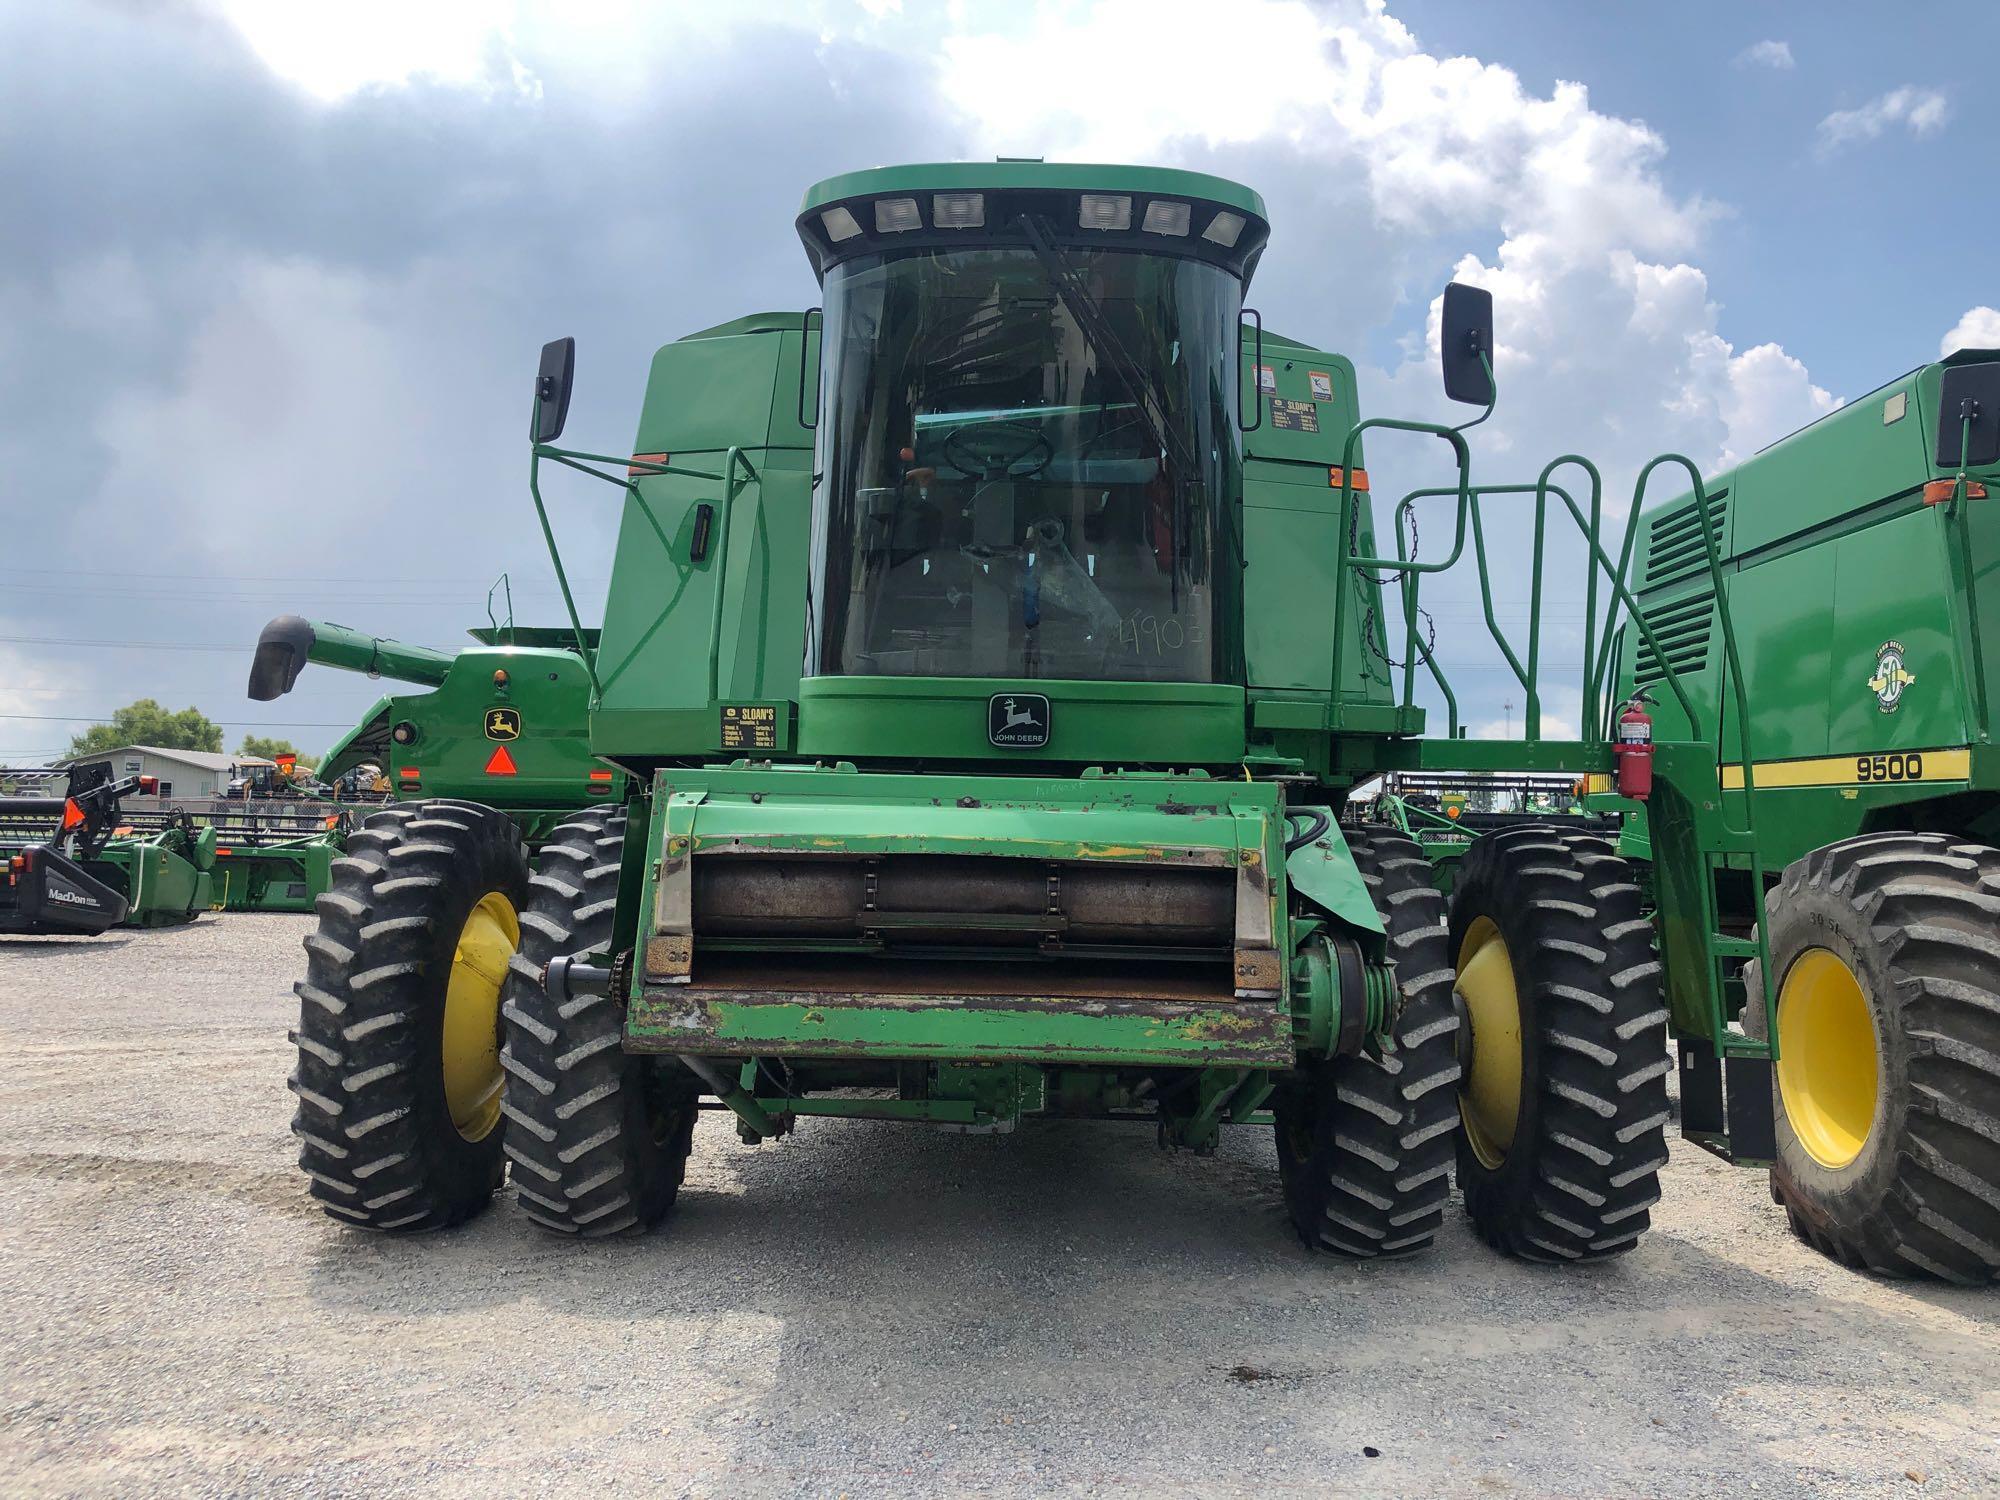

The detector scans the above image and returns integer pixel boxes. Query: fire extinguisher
[1614,689,1656,801]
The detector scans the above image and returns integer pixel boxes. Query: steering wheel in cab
[941,420,1054,480]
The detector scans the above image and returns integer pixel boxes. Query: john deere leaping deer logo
[988,692,1050,749]
[1868,640,1915,714]
[484,706,522,740]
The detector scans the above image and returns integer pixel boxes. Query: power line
[4,688,356,700]
[0,633,461,653]
[1,566,605,586]
[0,713,357,727]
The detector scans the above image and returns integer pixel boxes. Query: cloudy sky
[3,0,1995,761]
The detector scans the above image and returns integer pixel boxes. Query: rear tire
[500,806,697,1236]
[1275,825,1462,1258]
[289,800,528,1231]
[1747,834,2000,1284]
[1449,826,1671,1262]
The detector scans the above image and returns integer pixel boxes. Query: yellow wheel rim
[1775,947,1880,1170]
[441,890,518,1143]
[1456,915,1524,1170]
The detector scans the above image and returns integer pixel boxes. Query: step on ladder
[1678,832,1778,1165]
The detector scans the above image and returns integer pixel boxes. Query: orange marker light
[588,770,613,783]
[484,745,518,777]
[1924,478,1988,505]
[1327,466,1371,492]
[399,767,421,780]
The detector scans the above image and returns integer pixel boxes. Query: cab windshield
[808,243,1240,682]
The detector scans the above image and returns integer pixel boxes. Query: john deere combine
[249,613,625,836]
[1602,354,2000,1283]
[286,160,1896,1269]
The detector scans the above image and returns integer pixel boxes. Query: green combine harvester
[1602,353,2000,1283]
[276,160,1990,1281]
[249,613,626,838]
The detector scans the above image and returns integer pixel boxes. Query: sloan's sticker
[1868,641,1915,714]
[1270,398,1320,433]
[1308,370,1334,402]
[720,703,778,749]
[1256,364,1277,394]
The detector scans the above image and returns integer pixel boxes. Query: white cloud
[1713,342,1840,466]
[1817,86,1950,153]
[1733,40,1793,71]
[203,0,532,102]
[942,1,1708,262]
[0,639,79,765]
[1942,306,2000,357]
[1470,686,1582,742]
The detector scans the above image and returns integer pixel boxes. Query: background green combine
[249,612,627,839]
[1602,353,2000,1282]
[273,160,1991,1284]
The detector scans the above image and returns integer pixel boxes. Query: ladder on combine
[1325,416,1780,1161]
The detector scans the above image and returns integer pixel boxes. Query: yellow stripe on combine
[1719,747,1971,791]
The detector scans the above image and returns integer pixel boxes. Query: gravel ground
[1,916,1995,1498]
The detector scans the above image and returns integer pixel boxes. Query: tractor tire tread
[1278,825,1461,1260]
[1750,833,2000,1284]
[499,806,696,1237]
[1455,824,1668,1262]
[290,799,527,1232]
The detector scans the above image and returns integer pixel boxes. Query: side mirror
[534,336,576,444]
[1935,361,2000,468]
[1440,282,1495,407]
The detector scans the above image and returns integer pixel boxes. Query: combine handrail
[526,416,750,704]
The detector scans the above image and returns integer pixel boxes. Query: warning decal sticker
[1308,370,1334,402]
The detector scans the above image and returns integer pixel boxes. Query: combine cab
[281,161,1847,1270]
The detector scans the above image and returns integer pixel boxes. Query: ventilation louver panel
[1643,488,1729,591]
[1634,588,1715,688]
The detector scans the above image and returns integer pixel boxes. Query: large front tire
[289,800,528,1231]
[1747,834,2000,1284]
[499,807,697,1236]
[1275,825,1462,1258]
[1449,826,1671,1262]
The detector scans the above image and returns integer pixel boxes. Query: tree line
[64,699,316,769]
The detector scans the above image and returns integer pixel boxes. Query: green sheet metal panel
[1827,509,1968,755]
[592,318,814,759]
[795,676,1245,763]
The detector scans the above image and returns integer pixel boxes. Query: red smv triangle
[484,744,518,776]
